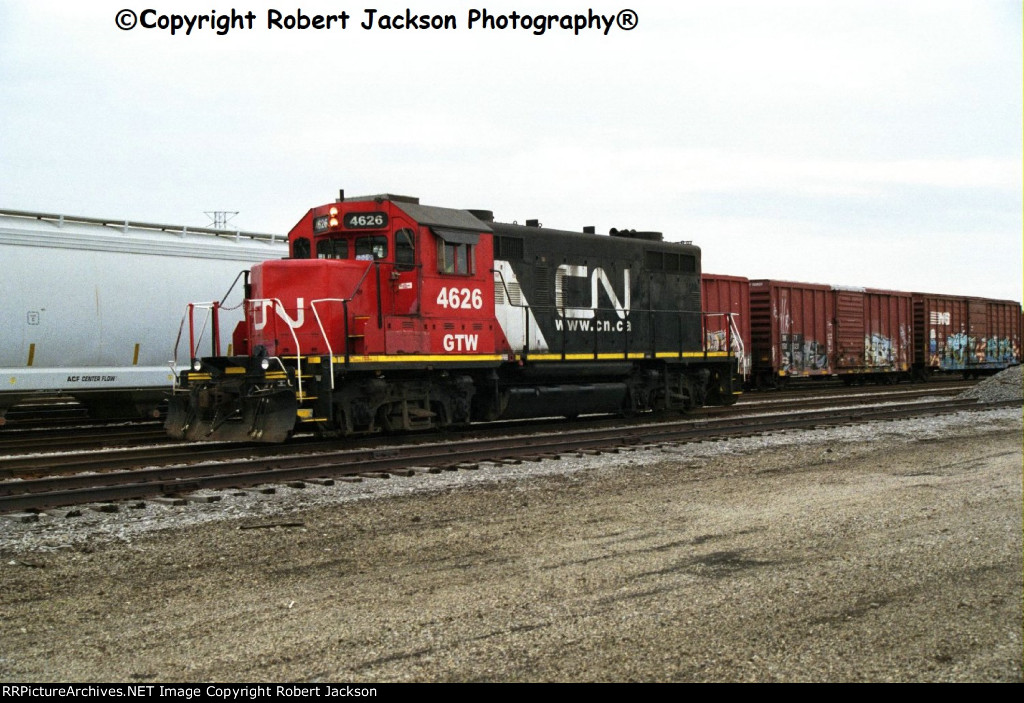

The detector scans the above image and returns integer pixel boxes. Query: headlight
[192,359,202,371]
[260,358,271,370]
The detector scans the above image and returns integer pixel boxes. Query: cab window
[395,228,415,271]
[316,238,349,259]
[292,237,311,259]
[438,241,474,275]
[355,236,388,260]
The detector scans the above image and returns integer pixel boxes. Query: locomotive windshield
[316,238,348,259]
[354,236,388,260]
[307,235,390,261]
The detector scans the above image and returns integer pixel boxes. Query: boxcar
[702,273,751,380]
[912,293,1022,377]
[749,280,913,387]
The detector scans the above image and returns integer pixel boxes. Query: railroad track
[1,394,1017,516]
[0,381,974,458]
[0,383,976,476]
[0,422,167,455]
[0,397,164,430]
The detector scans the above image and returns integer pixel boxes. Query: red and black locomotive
[166,192,741,442]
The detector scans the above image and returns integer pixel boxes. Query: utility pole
[205,211,239,229]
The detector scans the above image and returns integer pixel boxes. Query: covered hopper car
[0,208,286,424]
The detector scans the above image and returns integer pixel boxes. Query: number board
[312,215,330,233]
[344,212,388,230]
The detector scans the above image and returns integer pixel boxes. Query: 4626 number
[436,287,483,310]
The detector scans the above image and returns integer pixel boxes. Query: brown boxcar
[749,279,832,387]
[749,280,913,387]
[834,286,913,379]
[912,293,1022,376]
[702,274,751,380]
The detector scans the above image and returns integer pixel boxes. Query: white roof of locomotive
[0,208,287,262]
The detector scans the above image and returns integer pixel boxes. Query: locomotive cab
[168,195,503,442]
[264,195,499,359]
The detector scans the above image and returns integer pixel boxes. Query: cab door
[390,222,419,315]
[384,220,428,354]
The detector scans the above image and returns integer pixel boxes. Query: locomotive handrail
[701,310,708,362]
[350,258,376,297]
[173,301,221,369]
[701,311,725,358]
[309,298,350,389]
[374,261,384,329]
[496,268,749,370]
[246,297,304,400]
[728,312,748,379]
[490,268,519,308]
[307,264,378,386]
[219,269,249,308]
[491,267,532,359]
[701,311,747,378]
[490,291,738,364]
[679,312,685,359]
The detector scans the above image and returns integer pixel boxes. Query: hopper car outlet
[167,194,741,442]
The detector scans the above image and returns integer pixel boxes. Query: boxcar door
[967,300,988,366]
[835,290,865,369]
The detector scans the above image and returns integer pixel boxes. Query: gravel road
[1,406,1021,682]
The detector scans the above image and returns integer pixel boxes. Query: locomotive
[166,193,742,442]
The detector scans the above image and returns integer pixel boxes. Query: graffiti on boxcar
[929,329,1021,369]
[780,334,829,374]
[705,329,745,355]
[865,333,894,367]
[706,330,727,352]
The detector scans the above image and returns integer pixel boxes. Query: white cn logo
[252,298,306,330]
[555,265,631,319]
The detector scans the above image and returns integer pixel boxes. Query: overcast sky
[2,0,1021,301]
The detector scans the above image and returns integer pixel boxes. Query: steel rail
[1,397,1016,514]
[0,383,980,475]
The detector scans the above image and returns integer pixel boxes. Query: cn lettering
[555,265,631,319]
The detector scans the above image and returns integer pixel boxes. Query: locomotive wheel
[705,371,739,406]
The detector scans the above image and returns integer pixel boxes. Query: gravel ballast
[0,406,1020,682]
[959,365,1023,402]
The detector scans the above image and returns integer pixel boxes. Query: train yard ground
[0,378,1020,682]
